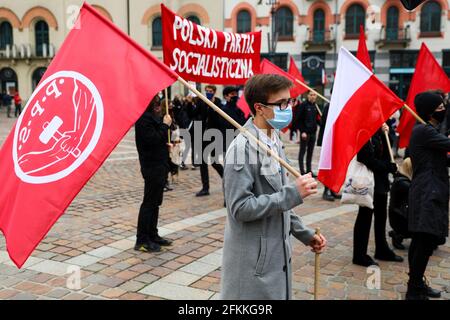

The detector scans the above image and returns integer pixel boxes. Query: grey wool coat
[220,119,315,300]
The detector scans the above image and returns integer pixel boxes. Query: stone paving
[0,106,449,300]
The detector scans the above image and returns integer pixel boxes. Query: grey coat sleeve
[290,213,315,245]
[224,142,303,223]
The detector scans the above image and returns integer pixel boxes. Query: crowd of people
[0,89,22,118]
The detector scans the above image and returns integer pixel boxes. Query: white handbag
[340,157,375,209]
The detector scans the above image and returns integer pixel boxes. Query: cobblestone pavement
[0,107,449,300]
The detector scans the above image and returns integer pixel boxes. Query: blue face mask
[266,106,293,130]
[206,92,214,100]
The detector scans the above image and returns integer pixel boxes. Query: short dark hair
[205,85,217,93]
[244,74,292,115]
[223,86,237,97]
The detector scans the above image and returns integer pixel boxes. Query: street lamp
[257,0,279,54]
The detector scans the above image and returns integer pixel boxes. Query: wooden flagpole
[164,88,171,144]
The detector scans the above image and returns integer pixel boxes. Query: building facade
[0,1,449,101]
[224,0,450,99]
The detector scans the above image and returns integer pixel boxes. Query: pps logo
[13,71,104,184]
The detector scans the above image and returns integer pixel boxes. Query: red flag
[397,43,450,148]
[161,4,261,85]
[288,57,308,98]
[318,48,404,193]
[356,25,371,70]
[236,59,298,118]
[0,3,177,267]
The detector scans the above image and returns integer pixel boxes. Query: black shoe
[322,190,335,202]
[389,230,405,250]
[134,241,161,252]
[424,277,442,298]
[353,255,379,267]
[180,164,189,171]
[406,281,429,300]
[375,250,404,262]
[164,184,173,192]
[151,236,172,247]
[196,189,210,197]
[331,191,342,199]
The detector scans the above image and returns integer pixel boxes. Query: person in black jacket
[186,85,224,197]
[388,158,413,250]
[295,91,321,176]
[406,92,450,300]
[134,95,173,253]
[353,123,402,267]
[221,86,246,153]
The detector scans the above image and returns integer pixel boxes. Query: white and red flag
[0,3,178,267]
[318,48,404,193]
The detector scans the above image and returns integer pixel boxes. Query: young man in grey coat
[221,74,327,300]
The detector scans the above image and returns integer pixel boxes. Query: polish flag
[318,48,404,193]
[396,43,450,148]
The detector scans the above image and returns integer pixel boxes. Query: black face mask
[432,110,446,123]
[230,96,239,104]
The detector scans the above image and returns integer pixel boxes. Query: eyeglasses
[259,98,295,111]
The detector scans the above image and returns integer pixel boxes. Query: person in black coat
[406,92,450,300]
[295,91,321,176]
[186,85,224,197]
[134,95,173,253]
[353,123,402,267]
[388,158,413,250]
[221,86,246,153]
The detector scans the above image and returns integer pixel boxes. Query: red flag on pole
[397,43,450,148]
[356,25,372,70]
[0,3,178,268]
[236,59,298,118]
[318,48,404,193]
[288,57,308,98]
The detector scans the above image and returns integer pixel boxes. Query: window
[0,67,18,93]
[260,53,288,70]
[187,15,201,25]
[32,67,47,90]
[35,20,49,57]
[313,9,325,42]
[0,21,13,50]
[345,4,365,36]
[275,7,293,39]
[420,1,441,34]
[390,50,418,68]
[237,10,251,33]
[301,52,325,87]
[152,17,162,48]
[386,6,399,40]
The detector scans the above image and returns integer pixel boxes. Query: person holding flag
[406,91,450,300]
[221,74,326,299]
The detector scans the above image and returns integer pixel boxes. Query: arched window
[313,9,325,42]
[386,6,399,40]
[187,15,201,26]
[237,10,251,33]
[35,20,49,57]
[420,1,441,33]
[32,67,47,90]
[275,7,293,38]
[0,21,13,50]
[152,17,162,48]
[345,4,365,36]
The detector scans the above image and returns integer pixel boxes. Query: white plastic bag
[341,157,374,209]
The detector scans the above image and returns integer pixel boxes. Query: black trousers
[15,104,22,117]
[136,168,167,244]
[298,132,316,174]
[408,232,436,284]
[200,143,223,191]
[353,192,391,259]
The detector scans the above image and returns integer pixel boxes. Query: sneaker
[196,189,210,197]
[134,241,161,252]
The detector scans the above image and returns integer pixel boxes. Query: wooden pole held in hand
[383,130,395,163]
[314,227,321,300]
